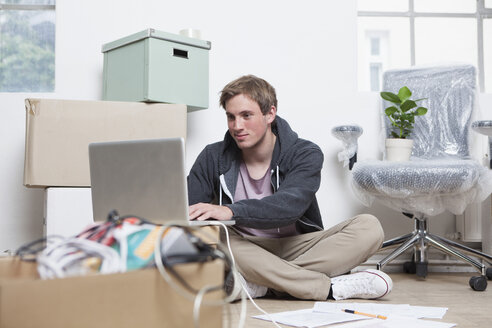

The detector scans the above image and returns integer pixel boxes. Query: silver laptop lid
[89,138,189,223]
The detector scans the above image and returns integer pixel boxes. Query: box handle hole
[173,48,188,59]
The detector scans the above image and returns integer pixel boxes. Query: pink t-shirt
[234,161,299,238]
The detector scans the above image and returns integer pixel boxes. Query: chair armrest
[331,125,363,170]
[472,120,492,168]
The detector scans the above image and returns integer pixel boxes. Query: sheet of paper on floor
[409,305,449,319]
[333,316,456,328]
[253,308,370,328]
[313,302,448,319]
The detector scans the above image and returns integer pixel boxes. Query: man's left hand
[189,203,234,221]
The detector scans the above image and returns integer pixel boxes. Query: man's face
[225,94,276,151]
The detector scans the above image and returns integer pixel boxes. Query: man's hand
[189,203,234,221]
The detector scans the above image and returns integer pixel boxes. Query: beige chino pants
[223,214,384,300]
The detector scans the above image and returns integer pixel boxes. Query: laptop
[88,137,234,226]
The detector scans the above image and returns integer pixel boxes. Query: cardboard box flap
[25,98,37,115]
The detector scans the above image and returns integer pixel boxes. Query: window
[358,0,492,92]
[0,0,56,92]
[370,63,382,91]
[370,37,380,56]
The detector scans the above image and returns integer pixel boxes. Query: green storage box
[102,28,211,112]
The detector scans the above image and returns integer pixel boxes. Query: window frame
[0,3,55,11]
[358,0,492,92]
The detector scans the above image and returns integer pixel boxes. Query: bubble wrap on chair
[331,125,363,167]
[352,159,492,215]
[351,65,492,216]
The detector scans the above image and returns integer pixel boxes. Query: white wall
[1,0,491,251]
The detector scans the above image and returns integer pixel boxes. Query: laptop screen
[88,138,189,223]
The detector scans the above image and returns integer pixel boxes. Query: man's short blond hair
[219,75,277,115]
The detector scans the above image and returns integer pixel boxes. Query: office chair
[333,65,492,291]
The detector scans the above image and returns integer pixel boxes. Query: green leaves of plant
[400,100,417,112]
[385,106,398,116]
[416,107,427,116]
[380,86,412,105]
[397,86,412,103]
[380,92,400,104]
[380,86,428,139]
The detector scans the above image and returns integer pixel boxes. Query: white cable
[193,284,222,328]
[37,237,121,279]
[188,221,248,328]
[210,222,282,328]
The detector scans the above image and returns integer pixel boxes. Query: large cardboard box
[0,257,223,328]
[102,29,211,112]
[23,99,187,187]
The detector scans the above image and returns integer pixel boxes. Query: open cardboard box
[0,257,223,328]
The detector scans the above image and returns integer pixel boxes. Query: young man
[188,75,392,301]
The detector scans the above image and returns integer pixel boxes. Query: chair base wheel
[486,267,492,280]
[469,276,487,291]
[403,261,427,277]
[416,262,428,278]
[403,261,416,274]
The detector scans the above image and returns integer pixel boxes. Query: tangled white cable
[37,237,122,279]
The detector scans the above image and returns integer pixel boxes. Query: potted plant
[380,86,428,161]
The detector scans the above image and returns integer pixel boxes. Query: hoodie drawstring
[219,184,223,206]
[276,165,280,232]
[219,174,234,205]
[276,165,280,190]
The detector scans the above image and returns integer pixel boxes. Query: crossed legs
[223,214,384,300]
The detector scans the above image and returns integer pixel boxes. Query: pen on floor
[341,309,387,320]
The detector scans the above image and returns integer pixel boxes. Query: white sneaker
[225,270,268,300]
[331,269,392,300]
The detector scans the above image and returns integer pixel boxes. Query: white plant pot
[385,138,414,161]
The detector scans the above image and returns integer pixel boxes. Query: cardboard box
[102,29,211,112]
[0,257,223,328]
[23,98,187,188]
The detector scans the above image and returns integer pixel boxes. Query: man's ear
[266,105,277,124]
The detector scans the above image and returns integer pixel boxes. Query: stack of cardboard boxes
[0,29,223,328]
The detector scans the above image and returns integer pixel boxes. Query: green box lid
[102,28,211,53]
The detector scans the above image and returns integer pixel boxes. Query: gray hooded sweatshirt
[187,116,324,234]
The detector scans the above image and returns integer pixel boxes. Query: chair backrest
[382,65,476,159]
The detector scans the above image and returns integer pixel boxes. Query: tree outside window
[0,0,55,92]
